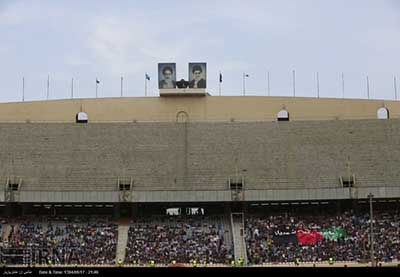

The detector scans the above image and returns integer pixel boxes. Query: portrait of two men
[158,63,207,89]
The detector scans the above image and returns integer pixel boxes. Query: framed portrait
[188,63,207,89]
[158,63,177,89]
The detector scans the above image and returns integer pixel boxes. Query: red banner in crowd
[296,229,324,245]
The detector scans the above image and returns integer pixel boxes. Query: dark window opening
[277,117,289,122]
[230,182,243,190]
[342,180,354,188]
[8,183,19,191]
[341,176,355,188]
[119,184,131,191]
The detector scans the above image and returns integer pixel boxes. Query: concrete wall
[0,96,399,123]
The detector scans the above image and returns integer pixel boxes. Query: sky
[0,0,399,102]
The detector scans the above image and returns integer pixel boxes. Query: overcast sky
[1,0,399,102]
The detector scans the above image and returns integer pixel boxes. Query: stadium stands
[0,207,398,266]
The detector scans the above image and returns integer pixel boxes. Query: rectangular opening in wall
[118,177,133,191]
[230,182,243,190]
[119,183,131,191]
[8,183,19,191]
[342,180,354,187]
[340,175,355,188]
[277,117,289,122]
[342,179,354,187]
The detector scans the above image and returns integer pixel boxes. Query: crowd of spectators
[2,216,117,265]
[124,216,233,264]
[0,208,398,266]
[245,210,400,264]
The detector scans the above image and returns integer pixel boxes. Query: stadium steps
[231,213,248,264]
[116,223,130,263]
[221,216,234,255]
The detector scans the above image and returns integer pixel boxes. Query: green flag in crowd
[321,227,347,241]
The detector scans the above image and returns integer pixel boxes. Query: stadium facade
[0,95,399,265]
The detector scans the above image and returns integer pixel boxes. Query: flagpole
[121,76,123,97]
[342,72,345,98]
[243,73,245,96]
[47,74,50,100]
[145,73,147,96]
[96,78,98,98]
[267,71,270,96]
[292,70,296,97]
[394,76,397,100]
[366,75,370,99]
[317,72,320,98]
[22,77,25,102]
[71,78,74,99]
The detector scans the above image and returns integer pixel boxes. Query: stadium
[0,94,399,268]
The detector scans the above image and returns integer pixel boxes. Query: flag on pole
[219,72,222,96]
[96,78,99,98]
[144,73,149,96]
[243,73,249,96]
